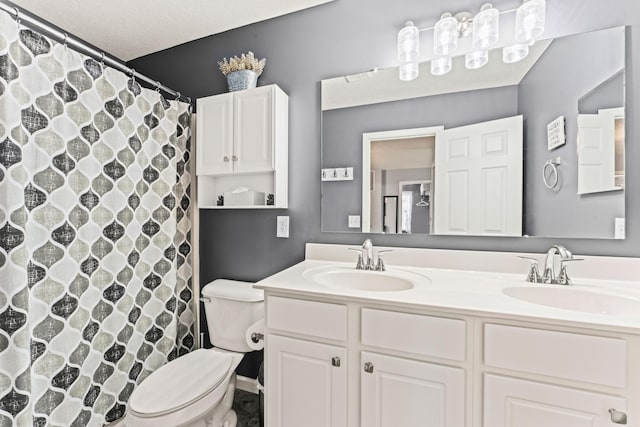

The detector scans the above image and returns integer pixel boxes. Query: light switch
[615,217,625,239]
[348,215,360,228]
[277,216,289,238]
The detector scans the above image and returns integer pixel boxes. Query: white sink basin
[303,266,430,292]
[503,286,640,315]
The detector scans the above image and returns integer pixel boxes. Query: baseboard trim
[236,375,259,394]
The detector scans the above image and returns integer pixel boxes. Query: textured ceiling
[11,0,333,61]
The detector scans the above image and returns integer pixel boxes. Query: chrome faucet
[362,239,374,270]
[519,245,582,285]
[348,240,392,271]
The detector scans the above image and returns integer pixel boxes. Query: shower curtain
[0,10,194,426]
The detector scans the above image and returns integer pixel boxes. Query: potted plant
[218,51,266,92]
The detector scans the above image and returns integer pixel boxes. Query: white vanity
[256,243,640,427]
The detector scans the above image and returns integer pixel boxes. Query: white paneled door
[434,115,523,236]
[577,107,624,194]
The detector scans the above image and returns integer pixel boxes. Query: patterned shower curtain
[0,10,194,426]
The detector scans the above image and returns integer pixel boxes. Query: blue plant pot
[226,70,258,92]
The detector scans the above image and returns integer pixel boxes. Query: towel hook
[129,68,136,84]
[175,91,181,101]
[63,33,69,49]
[155,81,161,93]
[543,157,561,189]
[99,52,105,69]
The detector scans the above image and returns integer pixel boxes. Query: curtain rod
[0,1,192,104]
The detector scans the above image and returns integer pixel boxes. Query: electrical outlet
[277,216,289,238]
[348,215,360,228]
[615,217,625,239]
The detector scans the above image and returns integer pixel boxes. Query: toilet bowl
[125,280,264,427]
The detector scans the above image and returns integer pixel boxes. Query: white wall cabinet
[195,84,288,208]
[263,294,634,427]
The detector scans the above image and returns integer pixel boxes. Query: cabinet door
[234,85,274,173]
[266,335,347,427]
[361,352,465,427]
[196,93,233,174]
[484,374,627,427]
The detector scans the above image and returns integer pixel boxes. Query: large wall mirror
[321,26,626,239]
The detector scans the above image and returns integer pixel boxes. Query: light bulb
[434,13,459,56]
[465,50,488,69]
[431,56,452,76]
[503,43,529,63]
[473,3,499,50]
[399,62,419,81]
[516,0,546,42]
[397,21,420,63]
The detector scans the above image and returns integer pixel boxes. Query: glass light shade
[434,14,459,56]
[473,4,499,50]
[397,21,420,63]
[516,0,546,42]
[502,43,530,63]
[399,62,419,81]
[465,50,488,69]
[431,56,452,76]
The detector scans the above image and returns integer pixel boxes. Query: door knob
[331,357,341,367]
[232,155,238,161]
[363,362,374,373]
[223,156,230,162]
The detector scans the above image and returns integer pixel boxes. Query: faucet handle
[348,248,365,270]
[517,256,541,283]
[375,250,393,271]
[557,257,584,285]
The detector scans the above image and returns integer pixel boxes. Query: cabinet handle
[232,155,238,161]
[609,408,628,424]
[363,362,374,373]
[223,156,230,162]
[331,357,341,367]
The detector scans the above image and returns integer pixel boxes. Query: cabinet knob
[363,362,374,373]
[232,155,238,161]
[609,408,628,424]
[331,357,341,367]
[223,156,230,162]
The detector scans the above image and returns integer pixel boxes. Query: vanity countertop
[255,244,640,334]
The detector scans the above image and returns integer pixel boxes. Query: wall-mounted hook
[63,33,69,49]
[155,81,161,93]
[99,52,105,69]
[175,92,181,101]
[129,68,136,84]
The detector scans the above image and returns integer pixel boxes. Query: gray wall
[519,27,625,238]
[130,0,640,290]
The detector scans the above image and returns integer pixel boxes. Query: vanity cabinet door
[361,352,465,427]
[266,335,347,427]
[484,374,627,427]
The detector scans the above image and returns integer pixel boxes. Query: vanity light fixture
[397,0,546,81]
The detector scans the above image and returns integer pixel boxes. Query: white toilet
[126,279,264,427]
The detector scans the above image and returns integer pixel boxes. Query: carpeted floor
[233,389,262,427]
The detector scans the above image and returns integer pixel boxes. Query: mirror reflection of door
[362,128,440,234]
[399,181,431,234]
[383,196,398,233]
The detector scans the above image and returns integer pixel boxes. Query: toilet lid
[129,349,233,416]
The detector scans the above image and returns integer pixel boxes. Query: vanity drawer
[484,324,626,387]
[266,296,347,341]
[361,308,466,361]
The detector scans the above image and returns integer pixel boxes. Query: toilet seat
[128,348,243,424]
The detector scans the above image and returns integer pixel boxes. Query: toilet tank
[201,279,264,352]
